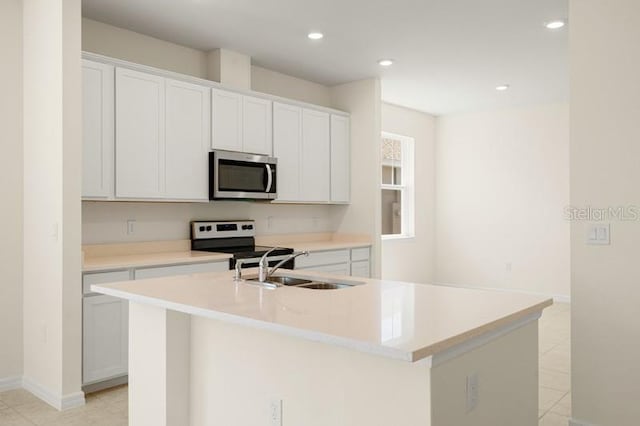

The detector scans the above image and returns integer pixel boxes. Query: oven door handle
[265,164,273,192]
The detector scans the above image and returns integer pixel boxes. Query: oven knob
[199,226,205,232]
[206,226,212,231]
[247,225,253,230]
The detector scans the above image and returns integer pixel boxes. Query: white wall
[381,103,436,283]
[82,202,333,244]
[0,0,23,384]
[435,104,570,299]
[82,18,209,79]
[330,79,382,277]
[23,0,83,405]
[251,65,332,108]
[80,19,342,245]
[570,1,640,424]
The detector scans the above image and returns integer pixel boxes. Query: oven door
[210,151,277,200]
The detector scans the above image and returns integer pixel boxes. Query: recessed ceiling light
[307,32,324,40]
[496,84,510,91]
[378,59,394,67]
[545,20,566,30]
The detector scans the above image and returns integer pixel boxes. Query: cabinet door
[82,60,114,199]
[300,109,330,202]
[351,261,371,278]
[212,88,243,152]
[165,79,211,201]
[115,68,165,199]
[330,114,350,203]
[298,263,351,276]
[273,102,302,201]
[83,295,128,384]
[243,96,272,155]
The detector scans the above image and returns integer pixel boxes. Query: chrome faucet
[258,248,309,283]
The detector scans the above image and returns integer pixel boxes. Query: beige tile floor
[0,303,571,425]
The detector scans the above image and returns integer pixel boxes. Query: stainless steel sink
[261,276,313,286]
[244,274,362,290]
[298,282,352,290]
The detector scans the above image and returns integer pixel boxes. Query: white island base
[128,302,540,426]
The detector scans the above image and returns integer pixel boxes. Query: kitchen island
[93,269,551,426]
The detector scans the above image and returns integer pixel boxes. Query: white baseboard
[0,375,22,392]
[431,281,570,304]
[22,376,85,411]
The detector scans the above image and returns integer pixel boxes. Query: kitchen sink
[298,282,352,290]
[261,276,313,286]
[244,274,362,290]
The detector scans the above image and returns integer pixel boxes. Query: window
[381,132,414,239]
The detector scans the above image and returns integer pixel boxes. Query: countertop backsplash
[82,200,335,245]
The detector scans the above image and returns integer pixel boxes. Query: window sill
[381,234,415,242]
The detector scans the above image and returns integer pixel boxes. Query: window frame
[380,131,415,240]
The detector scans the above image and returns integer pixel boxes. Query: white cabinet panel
[295,250,350,269]
[273,102,302,201]
[330,115,350,203]
[351,261,371,278]
[351,247,370,262]
[82,60,114,199]
[298,263,351,276]
[165,79,211,201]
[243,96,272,155]
[301,109,330,202]
[83,295,128,385]
[134,261,228,280]
[115,68,165,198]
[212,88,243,152]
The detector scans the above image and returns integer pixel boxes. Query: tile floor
[0,302,571,425]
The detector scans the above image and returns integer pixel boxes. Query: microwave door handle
[265,164,273,192]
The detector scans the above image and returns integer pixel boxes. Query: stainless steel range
[190,220,295,270]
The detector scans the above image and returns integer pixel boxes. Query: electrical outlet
[269,398,282,426]
[127,220,136,235]
[466,373,479,412]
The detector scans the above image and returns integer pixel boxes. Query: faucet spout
[266,251,309,281]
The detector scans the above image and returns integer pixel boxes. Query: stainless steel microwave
[209,150,277,200]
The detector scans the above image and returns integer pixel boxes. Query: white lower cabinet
[294,246,371,278]
[83,294,128,385]
[82,260,228,387]
[351,261,371,278]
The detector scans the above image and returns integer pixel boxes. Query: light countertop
[93,269,552,362]
[83,250,232,273]
[83,235,372,272]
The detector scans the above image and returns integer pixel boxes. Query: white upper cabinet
[212,89,273,156]
[211,88,243,152]
[82,60,114,199]
[242,95,273,155]
[273,102,302,201]
[330,114,351,203]
[115,68,166,199]
[300,109,330,202]
[165,79,211,201]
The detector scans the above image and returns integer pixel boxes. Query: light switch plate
[586,223,610,245]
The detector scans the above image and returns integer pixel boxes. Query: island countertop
[93,269,552,362]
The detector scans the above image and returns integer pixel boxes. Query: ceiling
[82,0,568,115]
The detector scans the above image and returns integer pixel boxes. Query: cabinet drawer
[351,261,371,278]
[295,250,350,268]
[134,261,228,280]
[83,270,131,295]
[351,247,370,262]
[298,263,351,276]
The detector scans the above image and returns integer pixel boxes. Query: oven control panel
[191,220,255,239]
